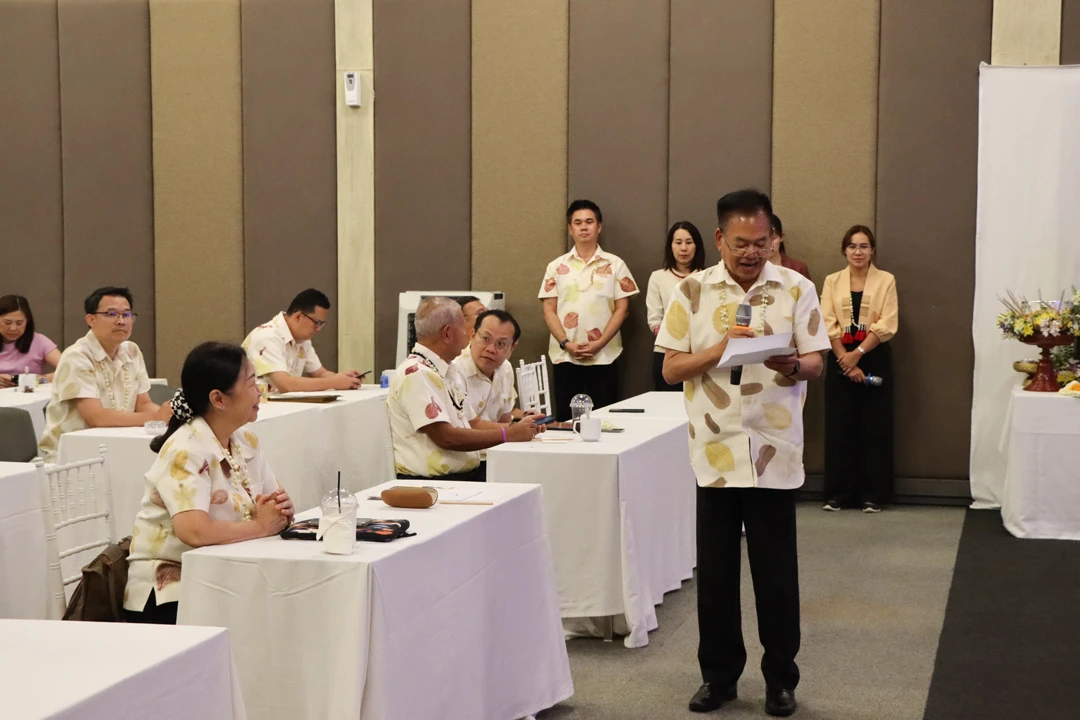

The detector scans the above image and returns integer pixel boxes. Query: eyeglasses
[723,238,771,257]
[475,332,513,352]
[300,311,327,329]
[92,311,137,321]
[846,243,872,252]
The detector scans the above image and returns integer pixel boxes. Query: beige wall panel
[772,0,880,473]
[568,0,670,400]
[668,0,773,269]
[336,0,375,374]
[372,0,472,374]
[472,0,568,369]
[151,0,245,384]
[877,0,991,481]
[0,0,64,343]
[58,0,156,371]
[242,0,339,370]
[1063,0,1080,63]
[992,0,1061,66]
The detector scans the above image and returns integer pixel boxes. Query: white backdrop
[970,64,1080,508]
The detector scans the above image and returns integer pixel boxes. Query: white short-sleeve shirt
[242,312,322,389]
[388,344,480,476]
[124,418,279,610]
[452,350,517,422]
[656,262,830,490]
[537,246,639,366]
[38,331,152,462]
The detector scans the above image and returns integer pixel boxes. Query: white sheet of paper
[717,333,796,369]
[437,489,482,503]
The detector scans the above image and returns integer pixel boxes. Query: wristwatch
[785,360,801,378]
[559,339,569,350]
[856,346,866,355]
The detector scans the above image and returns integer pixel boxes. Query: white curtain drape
[970,64,1080,508]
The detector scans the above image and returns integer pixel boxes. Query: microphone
[729,303,752,386]
[838,369,884,387]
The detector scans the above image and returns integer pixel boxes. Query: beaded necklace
[214,435,255,521]
[410,349,465,411]
[98,360,132,411]
[716,284,769,336]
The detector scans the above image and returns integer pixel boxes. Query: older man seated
[452,309,537,423]
[38,286,171,461]
[388,297,541,482]
[242,289,363,393]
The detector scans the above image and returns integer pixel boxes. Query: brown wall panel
[877,0,992,479]
[472,0,568,371]
[1063,0,1080,63]
[151,0,246,384]
[0,0,64,344]
[668,0,772,268]
[373,0,472,374]
[567,0,670,400]
[242,0,339,370]
[58,0,156,371]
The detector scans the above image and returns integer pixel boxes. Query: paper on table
[437,489,481,503]
[717,333,796,369]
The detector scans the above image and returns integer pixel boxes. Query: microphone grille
[735,303,752,326]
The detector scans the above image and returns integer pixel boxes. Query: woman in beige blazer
[820,225,898,512]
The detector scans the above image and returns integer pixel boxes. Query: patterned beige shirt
[656,262,830,489]
[388,344,479,476]
[124,417,279,611]
[242,312,322,390]
[452,350,518,422]
[38,331,151,462]
[538,246,639,365]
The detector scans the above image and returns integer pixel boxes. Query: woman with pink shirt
[0,295,61,388]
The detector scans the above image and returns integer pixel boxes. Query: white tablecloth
[0,462,47,619]
[486,411,697,648]
[597,390,688,418]
[0,619,245,720]
[178,481,573,720]
[0,386,50,446]
[57,388,394,536]
[1001,386,1080,539]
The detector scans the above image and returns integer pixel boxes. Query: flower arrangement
[997,289,1080,340]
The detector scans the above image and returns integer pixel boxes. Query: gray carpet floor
[539,504,965,720]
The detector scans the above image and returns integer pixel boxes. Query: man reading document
[656,189,829,717]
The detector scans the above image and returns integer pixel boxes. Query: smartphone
[534,415,557,426]
[608,408,645,413]
[358,370,371,379]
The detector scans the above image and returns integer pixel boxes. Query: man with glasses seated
[452,309,538,424]
[242,289,363,393]
[38,286,171,461]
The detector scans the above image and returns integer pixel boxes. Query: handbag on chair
[62,537,131,622]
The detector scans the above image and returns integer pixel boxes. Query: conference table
[486,392,697,648]
[1001,386,1080,539]
[1,619,246,720]
[0,462,47,619]
[0,386,50,444]
[597,390,688,419]
[178,480,573,720]
[56,388,395,535]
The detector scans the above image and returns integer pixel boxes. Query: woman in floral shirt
[124,342,294,624]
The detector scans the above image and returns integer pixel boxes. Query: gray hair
[414,296,462,339]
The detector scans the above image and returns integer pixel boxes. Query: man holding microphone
[657,190,829,716]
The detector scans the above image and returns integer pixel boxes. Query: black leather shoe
[765,688,797,716]
[688,683,737,712]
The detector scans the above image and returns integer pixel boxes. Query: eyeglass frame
[720,235,772,257]
[299,311,327,329]
[90,311,138,321]
[474,330,515,353]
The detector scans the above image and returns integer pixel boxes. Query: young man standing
[538,199,639,419]
[39,286,170,461]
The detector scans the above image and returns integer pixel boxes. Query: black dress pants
[651,351,682,392]
[551,361,619,420]
[696,486,800,691]
[823,342,894,505]
[124,589,179,625]
[397,461,487,483]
